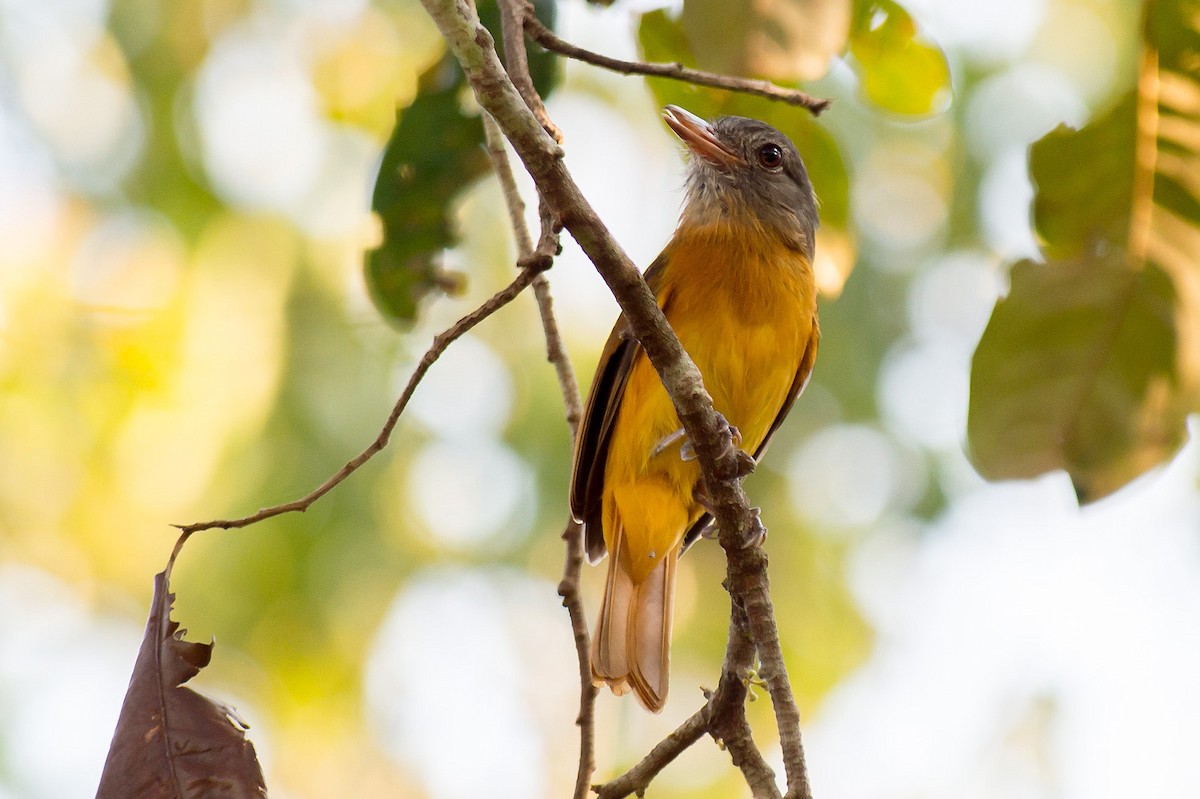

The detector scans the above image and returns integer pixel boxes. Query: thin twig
[483,115,535,256]
[164,530,193,583]
[481,40,591,795]
[497,0,563,141]
[558,520,599,799]
[173,262,548,535]
[521,5,831,115]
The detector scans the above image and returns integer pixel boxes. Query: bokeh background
[1,0,1198,796]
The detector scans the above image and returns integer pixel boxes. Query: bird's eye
[757,143,784,170]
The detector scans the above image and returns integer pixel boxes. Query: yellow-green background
[1,0,1197,797]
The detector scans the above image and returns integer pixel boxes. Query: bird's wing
[681,318,820,550]
[569,254,670,563]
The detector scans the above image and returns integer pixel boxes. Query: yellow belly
[602,226,816,582]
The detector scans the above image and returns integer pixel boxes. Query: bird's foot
[650,419,745,467]
[696,504,766,548]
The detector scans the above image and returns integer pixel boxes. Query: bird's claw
[744,507,767,549]
[725,422,743,451]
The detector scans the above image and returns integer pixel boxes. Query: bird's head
[663,105,818,259]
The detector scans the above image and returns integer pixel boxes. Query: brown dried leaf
[97,571,266,799]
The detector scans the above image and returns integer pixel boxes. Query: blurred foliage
[849,0,952,115]
[680,0,852,82]
[969,250,1181,502]
[365,0,558,326]
[1,0,1192,796]
[969,1,1200,502]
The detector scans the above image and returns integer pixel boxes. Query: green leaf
[1029,97,1136,260]
[848,0,952,116]
[968,254,1187,503]
[366,61,489,325]
[637,10,856,293]
[365,0,557,326]
[967,0,1200,502]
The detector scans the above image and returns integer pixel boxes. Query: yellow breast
[601,222,817,581]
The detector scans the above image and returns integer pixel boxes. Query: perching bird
[569,106,820,712]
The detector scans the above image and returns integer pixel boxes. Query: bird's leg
[650,418,743,463]
[649,427,689,460]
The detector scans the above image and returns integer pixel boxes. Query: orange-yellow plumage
[571,107,821,712]
[603,223,816,580]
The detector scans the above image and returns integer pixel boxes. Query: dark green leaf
[365,0,558,326]
[1029,97,1136,260]
[98,571,266,799]
[968,254,1187,503]
[366,61,489,325]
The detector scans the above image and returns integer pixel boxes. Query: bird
[568,105,821,712]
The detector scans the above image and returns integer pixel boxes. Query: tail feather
[626,550,676,712]
[591,524,678,713]
[592,527,633,692]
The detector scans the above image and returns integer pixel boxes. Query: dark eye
[757,143,784,170]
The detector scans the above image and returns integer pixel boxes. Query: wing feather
[569,255,670,562]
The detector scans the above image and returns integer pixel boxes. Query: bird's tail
[591,523,678,713]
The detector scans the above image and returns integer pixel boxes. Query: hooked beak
[663,105,742,168]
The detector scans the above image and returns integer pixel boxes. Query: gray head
[663,105,818,259]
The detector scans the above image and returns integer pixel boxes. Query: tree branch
[173,259,550,536]
[419,1,813,796]
[594,708,709,799]
[708,584,782,799]
[521,5,831,115]
[596,625,780,799]
[559,519,600,799]
[497,0,563,140]
[722,519,811,798]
